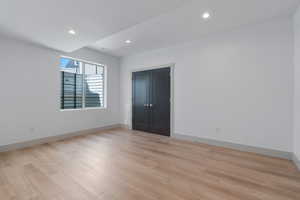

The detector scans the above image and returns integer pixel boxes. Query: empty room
[1,0,300,199]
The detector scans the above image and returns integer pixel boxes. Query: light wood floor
[0,128,300,200]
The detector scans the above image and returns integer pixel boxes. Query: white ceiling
[0,0,188,52]
[0,0,299,56]
[89,0,300,57]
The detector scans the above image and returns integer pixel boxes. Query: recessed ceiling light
[125,40,132,44]
[68,29,76,35]
[202,12,211,20]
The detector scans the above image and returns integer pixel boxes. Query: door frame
[130,63,175,137]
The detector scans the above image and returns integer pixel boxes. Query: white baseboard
[293,154,300,171]
[173,133,293,160]
[0,124,121,152]
[2,126,298,171]
[120,124,130,129]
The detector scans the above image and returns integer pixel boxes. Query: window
[60,57,105,110]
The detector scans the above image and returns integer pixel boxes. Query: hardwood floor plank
[0,128,299,200]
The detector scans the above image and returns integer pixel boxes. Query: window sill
[60,107,107,112]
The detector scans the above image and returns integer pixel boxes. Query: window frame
[60,55,107,111]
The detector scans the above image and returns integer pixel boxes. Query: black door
[132,67,171,136]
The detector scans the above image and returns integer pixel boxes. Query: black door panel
[132,71,150,131]
[150,68,170,136]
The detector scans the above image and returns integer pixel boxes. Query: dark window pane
[60,61,83,109]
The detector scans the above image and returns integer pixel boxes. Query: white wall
[294,7,300,159]
[0,35,120,146]
[121,17,294,152]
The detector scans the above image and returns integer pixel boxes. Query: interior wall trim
[173,133,293,160]
[0,124,121,152]
[293,154,300,171]
[120,124,130,129]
